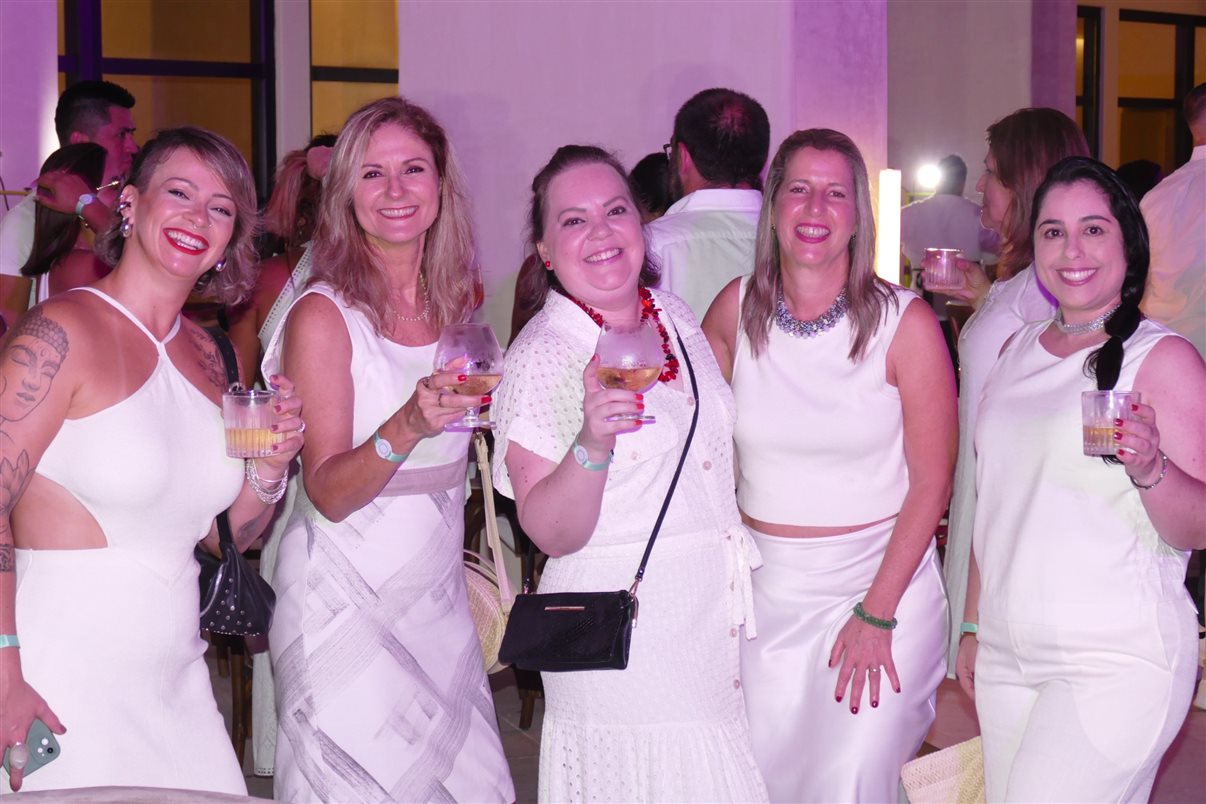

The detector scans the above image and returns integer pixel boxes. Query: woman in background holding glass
[262,97,512,803]
[958,157,1204,800]
[704,128,955,801]
[492,144,766,802]
[941,108,1089,674]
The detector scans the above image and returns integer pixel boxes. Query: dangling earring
[120,218,133,238]
[213,257,227,273]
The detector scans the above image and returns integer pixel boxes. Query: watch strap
[572,437,612,471]
[373,429,408,463]
[75,193,97,217]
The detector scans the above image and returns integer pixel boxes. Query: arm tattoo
[0,449,31,571]
[0,545,13,573]
[186,326,227,391]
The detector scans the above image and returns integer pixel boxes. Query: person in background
[958,156,1204,800]
[1141,82,1205,360]
[0,126,303,794]
[628,151,672,223]
[0,80,138,331]
[19,144,111,303]
[941,108,1089,677]
[647,87,770,319]
[704,128,955,802]
[263,96,513,803]
[1116,159,1164,201]
[493,144,767,802]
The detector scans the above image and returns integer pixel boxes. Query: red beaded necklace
[557,285,680,383]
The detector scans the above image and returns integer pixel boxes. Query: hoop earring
[213,258,227,273]
[120,218,133,238]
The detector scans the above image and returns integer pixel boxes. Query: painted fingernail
[1117,449,1126,458]
[637,403,645,410]
[1113,418,1124,426]
[871,700,879,708]
[1113,430,1123,440]
[271,445,280,452]
[636,393,644,401]
[271,424,279,432]
[895,685,901,693]
[481,395,492,404]
[835,694,842,702]
[851,706,859,714]
[458,375,467,382]
[1131,403,1139,411]
[273,404,283,413]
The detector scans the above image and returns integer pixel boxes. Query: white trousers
[741,521,948,803]
[975,604,1197,802]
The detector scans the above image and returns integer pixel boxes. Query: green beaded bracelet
[853,602,897,631]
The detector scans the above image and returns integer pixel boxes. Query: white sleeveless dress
[492,289,767,803]
[972,318,1197,802]
[262,282,513,803]
[13,287,247,793]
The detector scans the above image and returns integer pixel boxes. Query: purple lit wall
[0,1,58,206]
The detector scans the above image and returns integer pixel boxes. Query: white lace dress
[493,289,767,803]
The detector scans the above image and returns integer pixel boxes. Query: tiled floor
[216,657,1202,803]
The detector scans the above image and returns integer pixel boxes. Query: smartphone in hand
[2,719,61,778]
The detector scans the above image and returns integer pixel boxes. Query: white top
[258,245,314,352]
[1141,144,1205,357]
[262,281,468,472]
[645,188,762,320]
[732,281,916,526]
[900,192,994,268]
[0,192,36,277]
[974,318,1189,627]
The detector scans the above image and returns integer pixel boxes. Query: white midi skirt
[741,519,948,803]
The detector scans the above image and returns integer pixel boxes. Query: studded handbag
[196,326,277,637]
[497,331,699,672]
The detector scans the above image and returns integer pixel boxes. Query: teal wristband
[0,635,20,649]
[960,621,979,635]
[852,602,897,631]
[571,437,612,471]
[75,192,96,218]
[372,429,408,463]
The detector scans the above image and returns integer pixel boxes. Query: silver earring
[213,258,227,273]
[120,218,133,238]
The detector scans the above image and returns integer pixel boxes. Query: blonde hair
[310,96,476,334]
[741,128,894,361]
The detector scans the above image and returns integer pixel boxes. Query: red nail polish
[481,395,492,404]
[636,393,644,401]
[1117,449,1126,458]
[637,403,645,410]
[871,700,879,708]
[851,706,859,714]
[835,694,842,702]
[458,374,467,382]
[1113,430,1123,440]
[894,685,901,694]
[271,424,279,432]
[1131,403,1139,411]
[273,404,283,413]
[1113,418,1123,426]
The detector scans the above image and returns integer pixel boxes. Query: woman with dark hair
[629,151,672,223]
[0,126,304,794]
[704,129,956,801]
[492,144,766,801]
[20,144,111,302]
[942,108,1090,675]
[957,157,1204,800]
[262,97,513,803]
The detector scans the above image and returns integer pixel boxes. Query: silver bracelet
[1130,451,1169,491]
[245,460,288,504]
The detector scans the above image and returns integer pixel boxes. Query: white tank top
[973,318,1191,627]
[732,280,915,526]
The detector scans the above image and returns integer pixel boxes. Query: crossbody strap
[205,326,241,548]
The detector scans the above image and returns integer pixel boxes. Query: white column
[275,0,312,158]
[0,0,58,219]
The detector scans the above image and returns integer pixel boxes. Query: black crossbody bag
[195,326,277,637]
[497,331,700,672]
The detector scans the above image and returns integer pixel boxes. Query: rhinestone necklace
[390,273,431,322]
[555,285,680,383]
[1054,302,1119,336]
[775,287,849,338]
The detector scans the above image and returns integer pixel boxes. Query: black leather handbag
[497,331,699,672]
[196,326,277,637]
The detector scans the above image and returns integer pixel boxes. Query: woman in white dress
[957,157,1204,800]
[263,97,513,803]
[704,129,956,802]
[940,108,1089,674]
[492,145,767,802]
[0,127,304,794]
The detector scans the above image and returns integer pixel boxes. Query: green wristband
[960,621,979,635]
[0,635,20,649]
[852,602,897,631]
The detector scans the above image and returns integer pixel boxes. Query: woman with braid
[956,157,1205,801]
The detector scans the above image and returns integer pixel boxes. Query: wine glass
[434,323,505,431]
[595,320,662,424]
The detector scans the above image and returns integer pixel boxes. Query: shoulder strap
[205,325,241,389]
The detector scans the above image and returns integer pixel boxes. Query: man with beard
[647,88,770,319]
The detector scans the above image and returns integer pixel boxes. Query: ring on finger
[297,421,306,434]
[8,742,29,771]
[869,667,880,674]
[422,377,432,390]
[438,391,446,407]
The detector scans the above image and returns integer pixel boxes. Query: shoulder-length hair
[741,128,894,361]
[94,126,260,305]
[987,108,1089,279]
[263,133,337,251]
[518,144,660,317]
[310,96,476,335]
[21,143,106,278]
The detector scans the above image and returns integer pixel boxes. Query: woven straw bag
[464,432,515,674]
[900,737,986,804]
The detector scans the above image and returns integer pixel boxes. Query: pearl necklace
[556,286,680,383]
[1054,303,1119,335]
[775,287,848,338]
[389,274,431,322]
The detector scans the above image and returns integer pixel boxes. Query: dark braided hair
[1031,156,1149,463]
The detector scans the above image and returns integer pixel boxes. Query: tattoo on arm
[0,545,13,572]
[0,449,32,570]
[186,327,227,391]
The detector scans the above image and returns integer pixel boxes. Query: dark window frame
[58,0,276,199]
[308,3,400,136]
[1076,6,1102,158]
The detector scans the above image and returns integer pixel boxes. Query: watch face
[375,437,392,459]
[573,443,588,464]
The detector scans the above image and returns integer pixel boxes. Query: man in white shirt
[0,80,138,331]
[1141,82,1205,359]
[646,88,769,319]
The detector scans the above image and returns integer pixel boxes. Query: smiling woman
[0,126,307,795]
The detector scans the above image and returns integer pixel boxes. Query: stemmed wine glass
[595,319,662,424]
[433,323,504,431]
